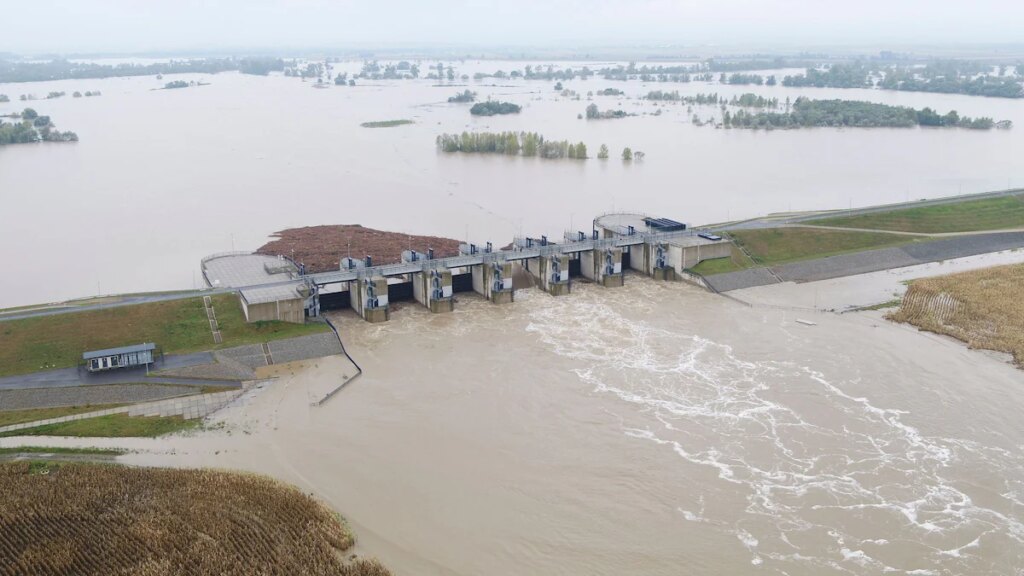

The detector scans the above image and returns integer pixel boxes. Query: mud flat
[3,280,1024,575]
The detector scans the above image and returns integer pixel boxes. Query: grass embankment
[729,228,919,267]
[0,413,199,438]
[0,290,197,315]
[0,404,125,427]
[809,193,1024,233]
[0,446,123,456]
[889,262,1024,366]
[689,244,756,275]
[0,462,391,575]
[360,119,413,128]
[0,294,328,377]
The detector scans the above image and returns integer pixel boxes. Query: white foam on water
[523,285,1024,574]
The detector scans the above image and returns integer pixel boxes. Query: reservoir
[1,60,1022,307]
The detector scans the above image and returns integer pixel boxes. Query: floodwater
[16,277,1019,575]
[1,60,1023,307]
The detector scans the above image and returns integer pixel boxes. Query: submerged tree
[597,144,609,159]
[622,147,633,161]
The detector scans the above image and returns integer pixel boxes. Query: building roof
[240,283,305,305]
[202,253,299,288]
[83,343,156,360]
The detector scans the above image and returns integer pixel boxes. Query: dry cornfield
[888,262,1024,366]
[0,462,392,576]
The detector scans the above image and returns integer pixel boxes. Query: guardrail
[311,316,363,406]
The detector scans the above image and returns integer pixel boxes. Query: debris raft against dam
[257,224,462,273]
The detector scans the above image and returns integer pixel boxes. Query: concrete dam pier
[201,213,732,323]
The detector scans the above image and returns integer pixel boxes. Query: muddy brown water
[2,60,1024,307]
[82,277,1024,575]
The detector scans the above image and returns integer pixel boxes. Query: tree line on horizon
[0,57,287,83]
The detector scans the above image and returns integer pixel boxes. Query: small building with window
[83,343,157,372]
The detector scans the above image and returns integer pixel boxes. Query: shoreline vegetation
[0,107,78,144]
[889,263,1024,366]
[0,462,392,575]
[361,119,414,128]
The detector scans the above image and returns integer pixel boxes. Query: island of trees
[469,101,521,116]
[0,108,78,144]
[448,89,477,103]
[644,91,778,108]
[585,103,628,119]
[361,119,414,128]
[162,80,209,90]
[437,131,587,159]
[723,98,1009,130]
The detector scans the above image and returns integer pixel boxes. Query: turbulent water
[521,282,1024,574]
[88,278,1024,575]
[1,59,1024,306]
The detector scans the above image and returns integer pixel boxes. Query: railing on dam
[308,228,703,287]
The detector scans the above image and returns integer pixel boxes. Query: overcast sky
[4,0,1024,54]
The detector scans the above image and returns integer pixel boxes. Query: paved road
[705,231,1024,292]
[0,289,233,323]
[0,351,240,391]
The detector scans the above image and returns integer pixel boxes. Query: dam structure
[201,214,731,323]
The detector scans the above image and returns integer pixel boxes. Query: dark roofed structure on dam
[83,343,157,372]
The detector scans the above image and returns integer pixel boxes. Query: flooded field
[2,60,1024,306]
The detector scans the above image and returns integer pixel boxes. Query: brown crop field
[889,262,1024,366]
[0,462,391,576]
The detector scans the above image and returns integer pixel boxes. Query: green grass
[0,294,327,377]
[360,119,414,128]
[809,194,1024,233]
[688,244,756,276]
[0,404,126,427]
[0,446,123,456]
[0,413,200,438]
[729,228,920,266]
